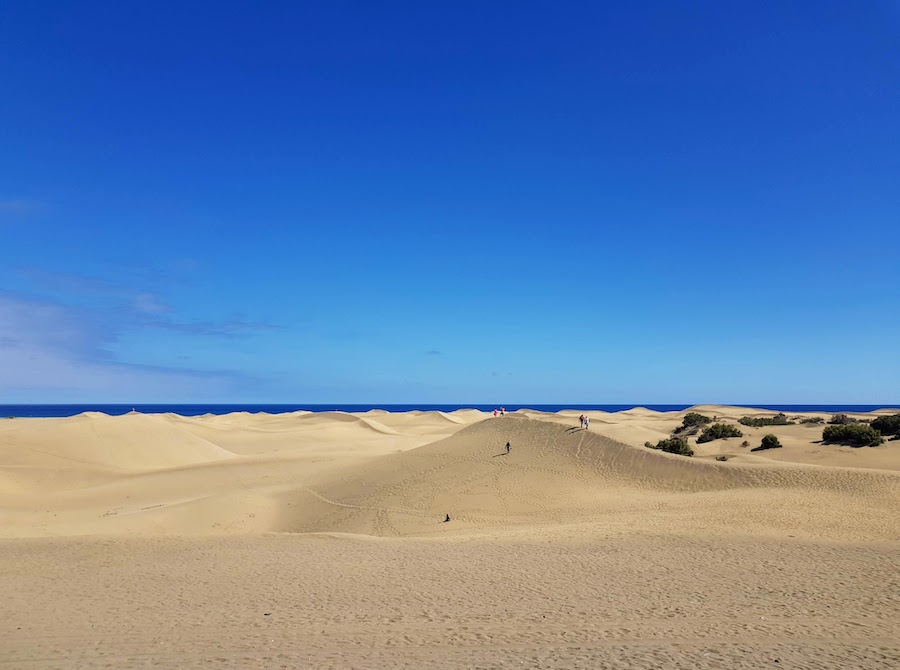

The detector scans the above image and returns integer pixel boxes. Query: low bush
[871,414,900,436]
[682,412,713,427]
[828,413,859,425]
[697,423,743,443]
[738,413,793,427]
[752,434,782,451]
[822,424,883,447]
[645,438,694,457]
[716,455,729,461]
[673,412,714,437]
[799,416,825,424]
[740,440,749,448]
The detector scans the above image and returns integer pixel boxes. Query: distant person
[585,416,590,430]
[500,407,505,416]
[579,414,585,429]
[444,514,451,523]
[505,441,511,454]
[493,409,498,418]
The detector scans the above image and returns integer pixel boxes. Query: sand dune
[2,408,897,540]
[277,415,899,541]
[0,413,235,473]
[2,407,899,668]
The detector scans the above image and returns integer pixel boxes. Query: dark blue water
[0,404,896,418]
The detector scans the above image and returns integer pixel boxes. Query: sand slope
[281,414,900,541]
[1,408,899,539]
[2,407,899,668]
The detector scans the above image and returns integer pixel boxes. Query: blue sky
[1,1,898,403]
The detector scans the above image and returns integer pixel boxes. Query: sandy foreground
[1,406,898,669]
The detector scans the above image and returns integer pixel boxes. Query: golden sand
[1,407,898,668]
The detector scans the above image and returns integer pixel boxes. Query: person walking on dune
[506,441,511,454]
[579,414,585,429]
[585,416,590,430]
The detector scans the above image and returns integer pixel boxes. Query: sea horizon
[2,403,897,418]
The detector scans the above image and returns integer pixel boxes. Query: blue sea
[0,404,895,418]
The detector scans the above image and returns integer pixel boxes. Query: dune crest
[1,409,897,541]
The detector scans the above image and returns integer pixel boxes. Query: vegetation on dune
[645,438,694,457]
[828,413,860,425]
[752,434,782,451]
[738,413,793,427]
[716,455,730,461]
[871,414,900,437]
[682,412,713,427]
[697,423,743,444]
[673,412,713,437]
[822,424,883,447]
[799,416,825,424]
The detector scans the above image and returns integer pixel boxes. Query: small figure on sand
[505,441,511,454]
[493,408,498,418]
[500,407,505,416]
[444,514,451,523]
[585,416,590,430]
[579,414,585,429]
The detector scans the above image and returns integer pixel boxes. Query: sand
[1,407,899,668]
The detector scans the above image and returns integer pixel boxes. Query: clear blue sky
[1,1,898,403]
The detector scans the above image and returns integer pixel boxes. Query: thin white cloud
[0,293,242,402]
[133,292,171,315]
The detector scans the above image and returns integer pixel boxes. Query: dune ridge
[3,407,900,669]
[1,408,897,540]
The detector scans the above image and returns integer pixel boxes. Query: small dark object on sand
[444,514,450,523]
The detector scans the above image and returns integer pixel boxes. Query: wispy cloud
[133,292,170,315]
[141,315,280,338]
[16,267,281,339]
[0,292,253,402]
[20,267,127,297]
[425,350,442,356]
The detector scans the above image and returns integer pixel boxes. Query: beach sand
[1,407,898,668]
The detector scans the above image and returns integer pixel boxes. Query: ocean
[0,404,895,418]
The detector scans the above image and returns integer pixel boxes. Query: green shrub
[871,414,900,436]
[822,424,883,447]
[697,423,743,443]
[799,416,825,424]
[645,437,694,457]
[828,413,858,425]
[752,434,782,451]
[738,413,793,427]
[682,412,713,427]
